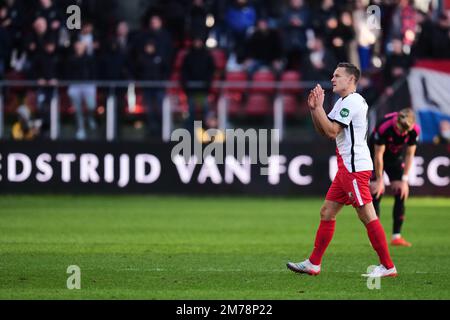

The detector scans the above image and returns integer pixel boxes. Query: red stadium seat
[58,88,74,116]
[245,93,272,116]
[245,70,276,116]
[3,71,26,114]
[280,71,302,94]
[4,91,21,114]
[210,71,222,96]
[210,48,227,96]
[223,71,248,116]
[165,72,188,115]
[279,71,303,117]
[282,94,298,116]
[226,94,243,116]
[211,48,227,72]
[249,70,276,94]
[224,71,248,90]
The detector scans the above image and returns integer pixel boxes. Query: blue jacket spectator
[225,0,257,51]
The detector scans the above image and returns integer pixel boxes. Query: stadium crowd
[1,0,449,140]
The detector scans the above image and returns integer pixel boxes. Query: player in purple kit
[369,108,420,247]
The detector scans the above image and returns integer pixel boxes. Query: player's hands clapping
[307,84,325,110]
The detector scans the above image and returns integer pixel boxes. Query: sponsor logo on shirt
[340,108,350,118]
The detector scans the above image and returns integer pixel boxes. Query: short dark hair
[337,62,361,83]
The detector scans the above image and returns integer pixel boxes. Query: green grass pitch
[0,195,449,299]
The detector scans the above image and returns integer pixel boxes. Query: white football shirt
[327,92,373,172]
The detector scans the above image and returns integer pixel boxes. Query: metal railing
[0,80,333,142]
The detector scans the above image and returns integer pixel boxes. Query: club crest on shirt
[340,108,350,118]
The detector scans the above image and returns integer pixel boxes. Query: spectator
[77,20,100,56]
[412,10,435,59]
[0,3,9,27]
[24,17,51,58]
[328,10,356,63]
[100,21,132,81]
[253,0,284,28]
[244,17,283,76]
[99,21,133,140]
[357,72,378,107]
[225,0,257,52]
[281,0,312,70]
[208,0,228,47]
[434,119,450,145]
[31,36,59,85]
[139,14,174,68]
[11,105,41,141]
[384,38,412,96]
[160,0,188,47]
[65,41,97,140]
[353,0,379,71]
[181,36,215,133]
[136,39,169,138]
[225,50,246,72]
[115,20,130,52]
[35,0,63,33]
[301,36,336,82]
[429,11,450,59]
[30,36,59,138]
[1,0,24,54]
[186,0,210,40]
[390,0,417,49]
[312,0,337,33]
[0,5,12,78]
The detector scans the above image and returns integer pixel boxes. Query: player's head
[331,63,360,96]
[397,108,416,133]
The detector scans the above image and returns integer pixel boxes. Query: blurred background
[0,0,448,141]
[0,0,449,195]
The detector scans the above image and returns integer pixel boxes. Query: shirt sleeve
[327,96,359,128]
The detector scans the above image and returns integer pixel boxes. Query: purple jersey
[369,112,420,163]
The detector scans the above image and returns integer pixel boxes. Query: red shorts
[326,168,373,208]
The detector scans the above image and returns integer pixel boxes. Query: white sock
[392,233,401,240]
